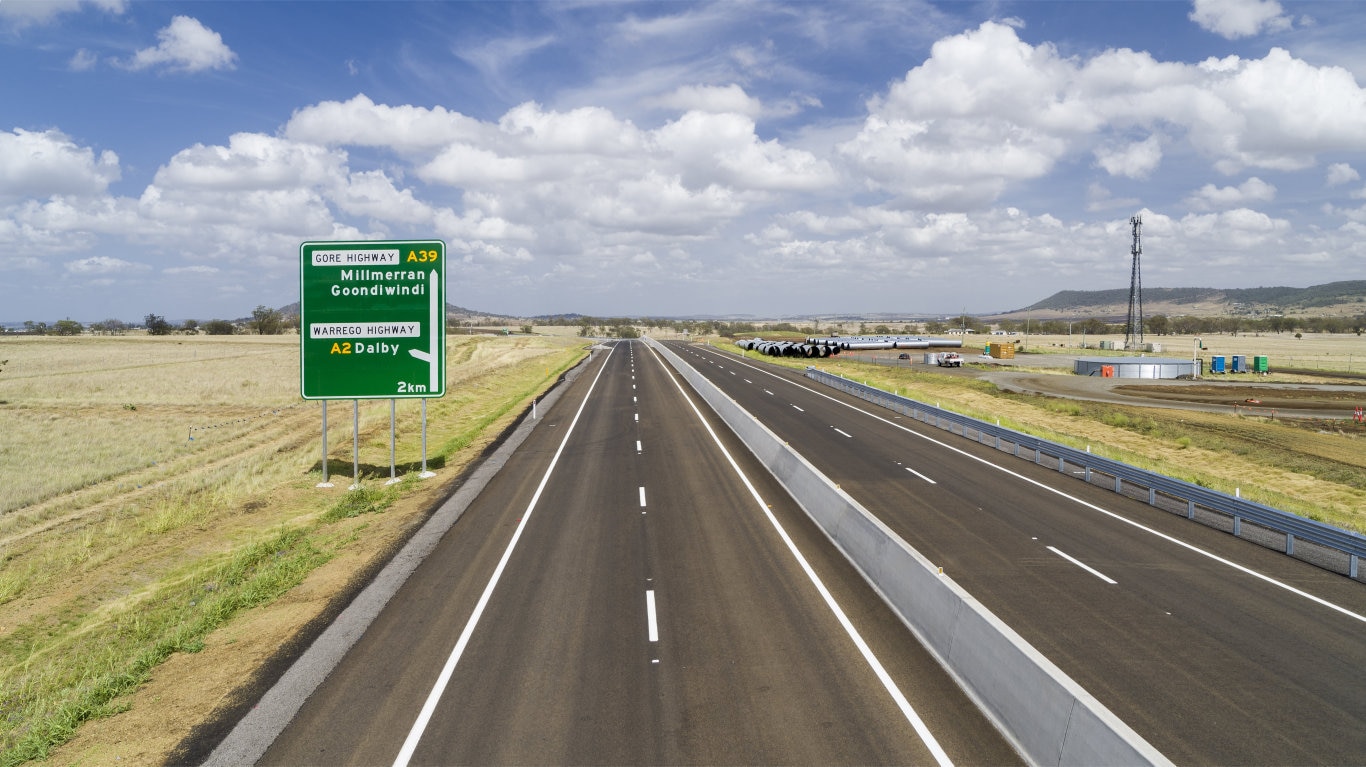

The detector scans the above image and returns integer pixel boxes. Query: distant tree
[144,314,172,335]
[182,319,200,335]
[249,305,283,335]
[1146,315,1169,336]
[520,324,533,334]
[52,319,83,336]
[23,320,48,335]
[203,319,236,335]
[924,320,948,334]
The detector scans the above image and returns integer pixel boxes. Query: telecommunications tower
[1124,214,1144,350]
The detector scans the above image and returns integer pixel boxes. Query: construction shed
[1074,357,1197,379]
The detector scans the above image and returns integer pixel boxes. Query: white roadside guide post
[299,240,446,490]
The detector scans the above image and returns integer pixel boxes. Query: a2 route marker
[299,240,446,487]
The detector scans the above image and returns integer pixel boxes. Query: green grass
[0,527,328,766]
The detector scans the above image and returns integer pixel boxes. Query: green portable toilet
[1253,355,1269,373]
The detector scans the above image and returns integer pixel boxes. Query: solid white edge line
[644,342,955,767]
[904,466,937,485]
[1047,546,1118,584]
[646,590,659,642]
[688,344,1366,626]
[392,344,617,767]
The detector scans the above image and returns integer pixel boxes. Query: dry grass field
[0,332,587,765]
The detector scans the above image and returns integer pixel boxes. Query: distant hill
[1008,280,1366,319]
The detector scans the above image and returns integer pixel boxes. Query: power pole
[1124,214,1144,350]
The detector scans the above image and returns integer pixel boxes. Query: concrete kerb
[202,352,595,766]
[647,338,1170,767]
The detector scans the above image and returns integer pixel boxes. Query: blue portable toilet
[1231,355,1247,373]
[1211,355,1226,373]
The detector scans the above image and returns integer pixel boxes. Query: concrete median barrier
[649,338,1169,767]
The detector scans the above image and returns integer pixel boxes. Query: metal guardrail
[807,367,1366,581]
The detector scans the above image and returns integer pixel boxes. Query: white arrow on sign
[406,269,440,393]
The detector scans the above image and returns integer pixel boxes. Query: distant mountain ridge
[1017,280,1366,317]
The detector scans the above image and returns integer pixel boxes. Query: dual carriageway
[221,339,1365,765]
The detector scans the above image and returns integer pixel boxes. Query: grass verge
[0,335,586,764]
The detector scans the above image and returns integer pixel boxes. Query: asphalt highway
[258,341,1018,766]
[671,341,1366,765]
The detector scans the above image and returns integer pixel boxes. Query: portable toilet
[1231,355,1247,373]
[1253,355,1269,373]
[1211,355,1226,373]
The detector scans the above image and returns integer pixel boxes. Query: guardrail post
[1286,533,1295,556]
[995,435,1000,450]
[1187,500,1195,519]
[1014,443,1020,457]
[1149,488,1157,506]
[1352,554,1359,579]
[1115,476,1123,493]
[1233,516,1241,537]
[1059,455,1065,472]
[1085,467,1092,482]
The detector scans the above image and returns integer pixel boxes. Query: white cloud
[0,0,124,26]
[69,49,98,72]
[1094,136,1164,179]
[286,94,487,154]
[0,129,120,198]
[125,16,237,73]
[1189,0,1292,39]
[837,22,1366,207]
[65,255,148,275]
[653,84,762,118]
[1326,163,1360,186]
[153,133,346,191]
[1185,177,1276,210]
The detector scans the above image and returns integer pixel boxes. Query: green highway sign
[299,240,446,399]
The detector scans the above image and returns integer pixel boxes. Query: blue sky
[2,0,1364,323]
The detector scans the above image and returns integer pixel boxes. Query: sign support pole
[317,400,334,488]
[350,399,359,490]
[387,399,400,485]
[420,399,435,478]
